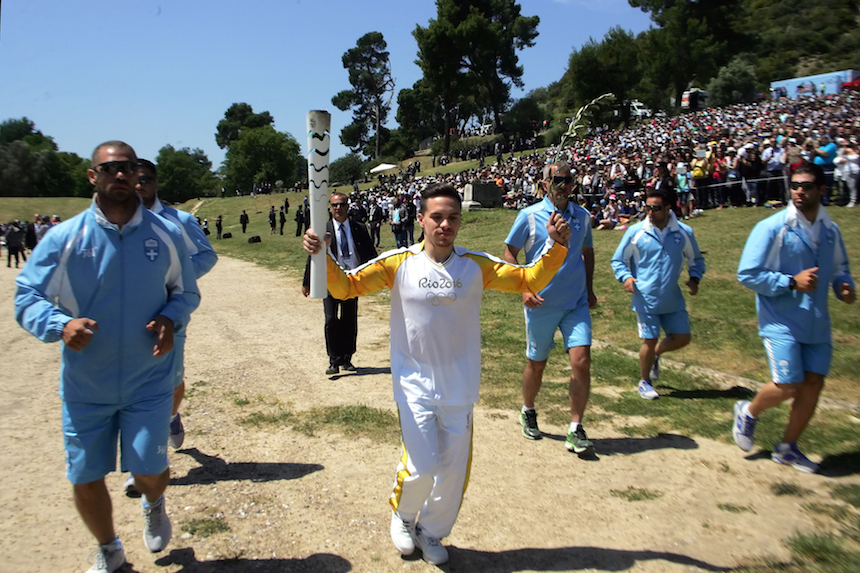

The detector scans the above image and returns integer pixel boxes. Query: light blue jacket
[505,196,593,310]
[611,212,706,314]
[151,201,217,280]
[15,200,201,404]
[737,204,853,343]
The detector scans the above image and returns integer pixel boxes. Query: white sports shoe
[638,380,659,400]
[772,442,819,474]
[390,512,417,555]
[142,496,172,552]
[416,525,448,565]
[87,539,126,573]
[732,400,757,452]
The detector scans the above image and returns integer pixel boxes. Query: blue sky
[0,0,651,170]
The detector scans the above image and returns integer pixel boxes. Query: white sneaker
[732,400,757,452]
[638,380,659,400]
[390,512,416,555]
[87,539,126,573]
[142,496,172,552]
[415,526,448,565]
[848,202,856,208]
[772,442,819,473]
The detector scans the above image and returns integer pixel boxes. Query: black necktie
[340,224,350,259]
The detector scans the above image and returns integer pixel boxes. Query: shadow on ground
[154,548,351,572]
[541,432,698,457]
[331,366,390,380]
[662,385,756,401]
[438,545,731,572]
[170,448,324,486]
[817,450,860,477]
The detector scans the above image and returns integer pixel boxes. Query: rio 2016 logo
[418,277,462,289]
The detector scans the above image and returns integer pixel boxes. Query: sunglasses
[790,181,817,192]
[138,175,155,185]
[94,160,137,176]
[642,204,665,213]
[552,175,572,186]
[330,202,348,208]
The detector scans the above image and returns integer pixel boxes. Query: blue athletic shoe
[772,442,819,474]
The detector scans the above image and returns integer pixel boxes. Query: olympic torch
[307,110,331,299]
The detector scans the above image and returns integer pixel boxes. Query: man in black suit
[302,192,377,374]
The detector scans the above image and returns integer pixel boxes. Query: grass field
[4,194,860,459]
[0,196,92,224]
[4,193,860,567]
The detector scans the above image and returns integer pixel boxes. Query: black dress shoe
[326,364,339,375]
[342,361,356,371]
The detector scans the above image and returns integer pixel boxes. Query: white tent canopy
[369,162,397,174]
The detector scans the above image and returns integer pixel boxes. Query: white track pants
[389,402,473,538]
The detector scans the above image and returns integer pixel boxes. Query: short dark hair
[791,161,826,186]
[645,188,670,205]
[420,183,461,213]
[137,158,157,178]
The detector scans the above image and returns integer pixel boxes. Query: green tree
[215,103,274,150]
[329,153,365,185]
[504,94,542,141]
[332,32,395,159]
[155,145,218,203]
[564,27,641,122]
[630,0,751,106]
[222,126,302,194]
[413,19,476,153]
[57,152,92,198]
[707,55,760,106]
[0,118,77,197]
[396,80,445,152]
[426,0,539,133]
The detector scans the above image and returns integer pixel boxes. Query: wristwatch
[789,277,797,290]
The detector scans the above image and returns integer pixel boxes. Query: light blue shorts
[525,304,592,361]
[636,309,691,340]
[763,337,832,384]
[62,392,172,484]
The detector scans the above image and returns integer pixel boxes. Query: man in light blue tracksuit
[118,159,218,499]
[733,162,855,474]
[137,159,217,451]
[15,141,200,573]
[611,187,706,400]
[504,162,598,455]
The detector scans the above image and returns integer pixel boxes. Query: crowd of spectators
[340,92,859,232]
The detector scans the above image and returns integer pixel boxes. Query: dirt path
[2,256,856,572]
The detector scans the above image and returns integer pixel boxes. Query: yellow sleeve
[470,241,568,294]
[326,251,408,299]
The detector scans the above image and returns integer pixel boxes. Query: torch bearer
[307,110,331,299]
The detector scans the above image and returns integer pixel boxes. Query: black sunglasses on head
[94,160,137,176]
